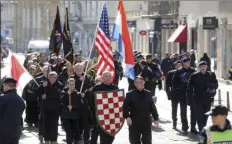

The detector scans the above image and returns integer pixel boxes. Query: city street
[1,54,232,144]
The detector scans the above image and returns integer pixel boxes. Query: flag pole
[79,22,99,93]
[79,4,106,93]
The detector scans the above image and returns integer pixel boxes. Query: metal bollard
[227,91,231,111]
[218,89,221,105]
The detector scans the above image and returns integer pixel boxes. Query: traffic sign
[139,30,147,36]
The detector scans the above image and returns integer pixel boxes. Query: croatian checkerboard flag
[112,0,135,80]
[10,52,33,96]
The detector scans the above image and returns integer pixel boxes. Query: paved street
[1,55,232,144]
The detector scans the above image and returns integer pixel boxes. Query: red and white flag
[94,5,115,80]
[11,54,33,96]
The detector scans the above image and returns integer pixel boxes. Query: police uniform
[0,78,25,144]
[139,61,153,92]
[199,105,232,144]
[172,58,195,132]
[113,54,123,86]
[187,61,218,132]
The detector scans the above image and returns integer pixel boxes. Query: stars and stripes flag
[94,5,115,79]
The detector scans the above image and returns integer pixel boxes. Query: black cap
[205,105,228,116]
[75,53,81,57]
[199,61,207,66]
[181,58,191,63]
[146,54,152,59]
[3,77,17,84]
[136,54,143,59]
[173,60,181,64]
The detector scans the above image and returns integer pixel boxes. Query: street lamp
[131,27,135,50]
[148,19,155,56]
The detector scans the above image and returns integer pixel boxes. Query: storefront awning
[168,25,187,43]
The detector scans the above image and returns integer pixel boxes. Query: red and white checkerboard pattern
[96,89,125,136]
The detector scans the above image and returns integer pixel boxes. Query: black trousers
[79,108,90,142]
[195,101,211,132]
[189,103,197,129]
[43,110,59,142]
[90,125,114,144]
[38,114,44,137]
[0,135,20,144]
[171,99,188,130]
[25,101,38,125]
[63,119,80,144]
[129,125,151,144]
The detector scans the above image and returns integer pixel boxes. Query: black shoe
[28,123,33,127]
[182,130,188,135]
[172,122,177,129]
[190,128,199,135]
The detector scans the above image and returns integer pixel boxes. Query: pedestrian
[187,61,218,132]
[172,57,195,134]
[139,60,153,92]
[61,78,82,144]
[37,71,63,144]
[123,76,159,144]
[199,53,211,71]
[0,77,25,144]
[89,71,118,144]
[199,105,232,144]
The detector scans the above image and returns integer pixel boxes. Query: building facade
[179,1,232,79]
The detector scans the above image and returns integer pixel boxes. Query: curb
[217,78,232,85]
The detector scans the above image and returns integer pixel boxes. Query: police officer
[199,105,232,144]
[61,78,82,144]
[187,61,218,132]
[165,60,182,101]
[123,76,159,144]
[146,54,162,96]
[90,71,118,144]
[139,60,153,92]
[0,77,25,144]
[37,72,63,144]
[172,58,195,133]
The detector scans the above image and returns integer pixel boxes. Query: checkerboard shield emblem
[95,89,125,136]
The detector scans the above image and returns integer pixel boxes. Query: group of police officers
[0,50,232,144]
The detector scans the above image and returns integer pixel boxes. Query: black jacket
[165,69,177,100]
[0,89,25,137]
[123,89,159,128]
[61,90,82,120]
[172,67,195,100]
[140,66,153,92]
[22,79,39,102]
[37,81,63,111]
[199,119,231,144]
[187,71,218,103]
[71,73,93,93]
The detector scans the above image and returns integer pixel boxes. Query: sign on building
[161,23,178,29]
[203,17,218,30]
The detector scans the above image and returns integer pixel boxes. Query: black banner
[203,17,218,30]
[127,21,136,28]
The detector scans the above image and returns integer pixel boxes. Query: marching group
[0,50,232,144]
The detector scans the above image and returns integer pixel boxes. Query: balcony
[148,1,179,16]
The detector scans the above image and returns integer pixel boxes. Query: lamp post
[148,19,155,57]
[221,17,228,78]
[131,27,135,50]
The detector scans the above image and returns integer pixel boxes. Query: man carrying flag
[89,4,125,144]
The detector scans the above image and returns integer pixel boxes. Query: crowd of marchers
[0,50,232,144]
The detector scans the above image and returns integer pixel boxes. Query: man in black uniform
[90,71,118,144]
[22,65,39,127]
[113,54,123,86]
[71,63,93,143]
[187,61,218,132]
[123,76,159,144]
[172,58,195,133]
[61,78,82,144]
[165,60,182,100]
[37,71,63,144]
[146,54,162,97]
[0,77,25,144]
[139,60,153,92]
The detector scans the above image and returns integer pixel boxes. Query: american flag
[94,5,115,79]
